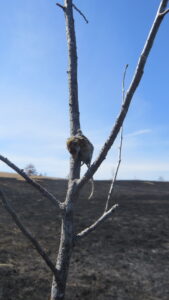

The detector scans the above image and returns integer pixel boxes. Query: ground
[0,174,169,300]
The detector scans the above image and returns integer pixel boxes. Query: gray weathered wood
[50,1,81,299]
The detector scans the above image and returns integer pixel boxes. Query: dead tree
[0,1,169,299]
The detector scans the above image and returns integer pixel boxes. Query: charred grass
[0,176,169,299]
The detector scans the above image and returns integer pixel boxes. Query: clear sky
[0,0,169,180]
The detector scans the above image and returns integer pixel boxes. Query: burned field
[0,176,169,300]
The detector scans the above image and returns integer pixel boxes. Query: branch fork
[56,2,89,23]
[159,8,169,16]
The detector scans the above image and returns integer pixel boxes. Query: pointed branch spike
[56,3,66,11]
[104,68,128,213]
[72,3,89,23]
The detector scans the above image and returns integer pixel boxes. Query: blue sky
[0,0,169,180]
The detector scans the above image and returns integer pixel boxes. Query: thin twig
[75,204,118,240]
[104,64,128,212]
[56,3,66,11]
[72,3,89,23]
[76,0,169,193]
[122,65,129,105]
[0,189,61,283]
[0,154,62,209]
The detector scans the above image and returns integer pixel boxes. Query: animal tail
[88,177,94,200]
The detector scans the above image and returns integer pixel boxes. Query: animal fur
[67,131,94,199]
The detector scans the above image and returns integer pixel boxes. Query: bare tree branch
[72,3,89,24]
[76,204,119,240]
[122,64,128,108]
[50,1,82,298]
[0,154,62,209]
[0,189,61,284]
[104,134,122,212]
[76,0,169,192]
[65,0,81,138]
[104,64,128,212]
[56,3,66,11]
[63,0,82,180]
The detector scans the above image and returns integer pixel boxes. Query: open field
[0,175,169,299]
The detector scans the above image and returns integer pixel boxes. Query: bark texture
[65,0,80,136]
[50,1,81,299]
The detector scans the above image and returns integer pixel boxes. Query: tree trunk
[50,218,73,300]
[50,1,81,298]
[50,181,78,300]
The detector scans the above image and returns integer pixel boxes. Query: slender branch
[56,3,66,11]
[122,64,128,106]
[0,189,61,284]
[72,3,89,24]
[0,154,62,209]
[104,136,122,212]
[77,0,169,191]
[104,64,128,212]
[75,204,118,240]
